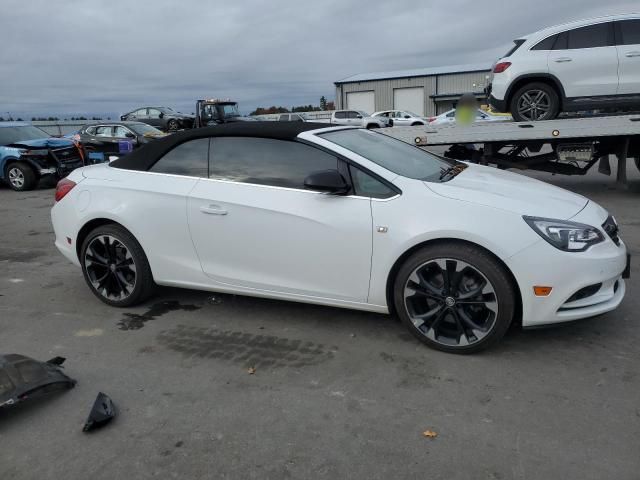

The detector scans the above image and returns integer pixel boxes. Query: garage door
[346,91,375,115]
[394,87,425,116]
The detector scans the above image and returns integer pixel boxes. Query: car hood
[425,164,588,219]
[7,137,74,149]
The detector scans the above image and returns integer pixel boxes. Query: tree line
[250,96,335,116]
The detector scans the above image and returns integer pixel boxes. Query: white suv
[488,14,640,121]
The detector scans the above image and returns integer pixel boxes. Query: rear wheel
[6,162,37,191]
[393,243,515,353]
[80,224,155,307]
[167,119,179,131]
[510,82,560,122]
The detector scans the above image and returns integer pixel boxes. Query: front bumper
[506,235,628,327]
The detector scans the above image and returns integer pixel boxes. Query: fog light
[533,286,553,296]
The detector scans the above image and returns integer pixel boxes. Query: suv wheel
[393,243,515,353]
[6,162,37,191]
[510,82,560,122]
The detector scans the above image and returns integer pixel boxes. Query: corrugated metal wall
[336,70,491,117]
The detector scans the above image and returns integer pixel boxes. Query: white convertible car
[51,122,628,353]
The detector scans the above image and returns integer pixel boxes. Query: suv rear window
[502,39,525,57]
[531,34,557,50]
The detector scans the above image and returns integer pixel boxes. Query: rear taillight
[55,178,76,202]
[493,62,511,73]
[428,117,436,123]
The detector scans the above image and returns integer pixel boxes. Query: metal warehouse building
[334,63,491,117]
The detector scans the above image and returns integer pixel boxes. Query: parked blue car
[0,122,84,191]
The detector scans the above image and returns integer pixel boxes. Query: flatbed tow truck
[382,114,640,185]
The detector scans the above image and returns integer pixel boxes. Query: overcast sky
[1,0,637,118]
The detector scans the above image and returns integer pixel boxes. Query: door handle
[554,57,572,62]
[200,205,228,215]
[625,51,640,58]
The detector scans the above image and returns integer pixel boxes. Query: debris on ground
[422,429,438,438]
[83,392,116,432]
[0,354,76,409]
[247,367,256,375]
[208,296,223,305]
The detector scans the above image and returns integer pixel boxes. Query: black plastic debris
[0,354,76,409]
[83,392,116,432]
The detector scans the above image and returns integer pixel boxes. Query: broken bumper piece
[83,392,116,432]
[0,354,76,408]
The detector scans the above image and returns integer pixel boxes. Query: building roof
[335,63,492,85]
[112,121,334,171]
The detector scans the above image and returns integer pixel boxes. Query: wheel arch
[75,217,136,261]
[505,74,565,110]
[385,237,522,326]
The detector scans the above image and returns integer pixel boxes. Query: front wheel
[80,224,155,307]
[167,119,179,131]
[6,162,37,191]
[393,243,515,353]
[510,82,560,122]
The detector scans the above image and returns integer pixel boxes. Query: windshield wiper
[439,164,467,181]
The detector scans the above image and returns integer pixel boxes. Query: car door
[90,125,118,155]
[146,108,163,128]
[615,19,640,95]
[395,111,411,126]
[347,111,363,126]
[333,111,347,125]
[548,22,619,98]
[187,136,373,302]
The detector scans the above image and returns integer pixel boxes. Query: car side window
[531,34,557,50]
[618,20,640,45]
[349,166,396,199]
[149,137,209,177]
[135,109,147,116]
[95,126,113,137]
[565,23,614,49]
[209,137,338,189]
[85,126,96,135]
[335,111,346,119]
[148,109,161,118]
[278,114,289,121]
[114,126,131,138]
[347,111,360,119]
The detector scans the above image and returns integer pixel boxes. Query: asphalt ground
[0,165,639,479]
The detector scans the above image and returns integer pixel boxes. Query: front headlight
[523,216,604,252]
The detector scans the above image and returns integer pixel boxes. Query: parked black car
[75,122,166,158]
[120,106,194,131]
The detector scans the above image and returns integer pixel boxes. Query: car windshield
[220,104,240,117]
[321,129,454,182]
[129,123,163,135]
[0,125,50,146]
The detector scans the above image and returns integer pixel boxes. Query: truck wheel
[6,162,37,191]
[510,82,559,122]
[393,242,515,353]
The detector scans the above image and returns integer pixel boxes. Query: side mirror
[125,132,135,139]
[356,114,362,119]
[159,112,165,118]
[304,170,349,194]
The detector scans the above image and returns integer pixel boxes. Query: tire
[510,82,560,122]
[167,119,179,131]
[80,224,155,307]
[6,162,37,191]
[393,242,515,354]
[411,122,424,126]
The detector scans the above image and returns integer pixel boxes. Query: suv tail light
[55,178,76,202]
[493,62,512,73]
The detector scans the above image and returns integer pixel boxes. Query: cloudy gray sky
[1,0,637,118]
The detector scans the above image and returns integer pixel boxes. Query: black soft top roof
[111,121,334,171]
